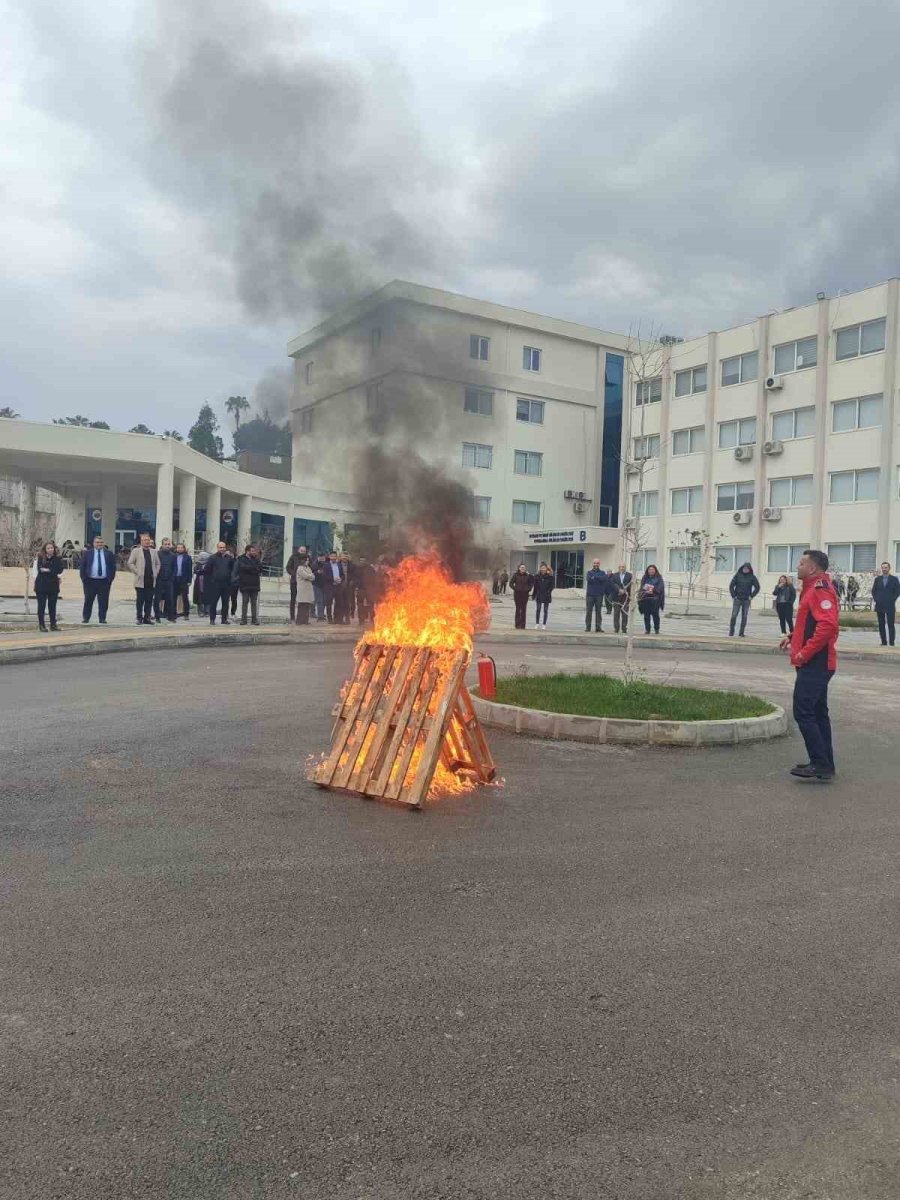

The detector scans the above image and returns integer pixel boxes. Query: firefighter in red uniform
[780,549,839,781]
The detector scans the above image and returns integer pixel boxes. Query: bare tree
[668,527,725,615]
[0,480,61,614]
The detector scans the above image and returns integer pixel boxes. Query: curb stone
[471,694,788,747]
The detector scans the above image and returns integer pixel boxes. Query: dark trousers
[793,667,835,771]
[313,585,325,620]
[513,593,528,629]
[36,591,58,627]
[613,602,628,633]
[535,599,550,625]
[154,578,175,621]
[585,596,604,631]
[295,602,311,625]
[174,581,190,617]
[877,607,896,646]
[240,590,260,623]
[135,587,154,623]
[229,584,239,616]
[207,582,230,623]
[334,586,350,624]
[642,602,660,633]
[730,597,750,635]
[289,580,297,622]
[82,578,111,622]
[776,602,794,634]
[322,586,335,623]
[356,592,371,624]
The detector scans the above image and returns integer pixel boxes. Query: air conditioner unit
[625,463,640,476]
[765,375,784,390]
[574,491,586,501]
[563,488,575,499]
[623,517,637,530]
[573,501,586,513]
[762,439,784,456]
[732,509,753,525]
[734,445,754,462]
[761,506,782,521]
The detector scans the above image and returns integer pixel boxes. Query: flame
[363,555,489,654]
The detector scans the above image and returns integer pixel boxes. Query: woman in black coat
[773,574,796,634]
[532,561,555,629]
[510,563,534,630]
[33,540,65,632]
[637,565,665,634]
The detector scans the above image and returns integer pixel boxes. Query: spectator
[285,545,308,623]
[127,533,160,625]
[773,574,797,634]
[293,551,315,625]
[172,542,193,619]
[312,553,328,621]
[192,551,209,616]
[510,564,533,630]
[233,543,263,625]
[846,575,859,609]
[609,563,633,633]
[322,551,344,624]
[499,569,509,595]
[638,565,665,634]
[154,536,177,623]
[202,541,234,625]
[532,561,555,629]
[227,546,240,618]
[32,540,64,632]
[339,553,354,623]
[782,549,839,781]
[584,559,608,632]
[872,561,900,647]
[354,556,376,624]
[71,540,83,568]
[492,569,500,596]
[728,561,760,637]
[79,535,116,625]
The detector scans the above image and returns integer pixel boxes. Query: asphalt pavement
[2,642,900,1199]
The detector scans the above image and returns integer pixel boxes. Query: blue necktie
[95,549,103,579]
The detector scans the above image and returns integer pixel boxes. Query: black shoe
[39,623,48,632]
[790,764,833,781]
[240,619,247,625]
[221,620,230,625]
[99,619,107,624]
[251,620,260,626]
[82,619,90,625]
[794,761,837,775]
[50,623,60,631]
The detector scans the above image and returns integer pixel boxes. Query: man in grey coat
[127,533,160,625]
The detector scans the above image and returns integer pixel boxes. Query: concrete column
[878,278,899,563]
[155,462,175,542]
[20,480,36,532]
[206,484,221,549]
[100,480,118,549]
[178,473,197,550]
[238,493,253,549]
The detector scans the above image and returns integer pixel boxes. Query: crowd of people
[506,560,665,634]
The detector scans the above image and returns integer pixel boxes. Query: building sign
[526,529,588,545]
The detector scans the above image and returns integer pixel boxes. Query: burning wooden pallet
[310,641,496,808]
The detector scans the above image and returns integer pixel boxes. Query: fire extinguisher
[477,654,497,700]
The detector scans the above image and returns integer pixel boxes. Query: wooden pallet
[310,642,496,807]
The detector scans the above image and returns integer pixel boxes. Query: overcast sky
[2,0,899,434]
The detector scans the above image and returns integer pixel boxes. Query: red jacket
[790,573,839,671]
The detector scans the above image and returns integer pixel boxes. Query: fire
[363,555,489,655]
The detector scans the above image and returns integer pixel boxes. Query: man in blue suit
[171,541,194,619]
[79,535,117,624]
[872,561,900,647]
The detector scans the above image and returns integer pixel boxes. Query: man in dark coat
[609,563,633,633]
[321,551,344,624]
[729,562,760,637]
[203,541,234,625]
[510,564,534,630]
[154,536,177,622]
[172,542,193,619]
[233,544,264,625]
[584,559,609,632]
[872,561,900,647]
[79,535,117,624]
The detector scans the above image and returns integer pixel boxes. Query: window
[716,481,756,512]
[635,377,662,406]
[299,407,313,434]
[462,442,492,469]
[512,500,541,524]
[720,351,758,386]
[674,365,707,397]
[516,397,545,424]
[305,361,314,385]
[523,346,542,372]
[835,318,886,360]
[470,334,490,361]
[472,495,491,520]
[672,426,705,456]
[371,327,382,353]
[671,486,703,514]
[713,545,752,573]
[772,406,815,441]
[832,394,883,432]
[827,543,877,572]
[668,547,697,573]
[829,468,879,502]
[631,490,658,517]
[633,434,661,459]
[767,544,810,574]
[718,417,757,448]
[769,475,813,507]
[464,387,494,417]
[773,336,817,374]
[632,548,658,573]
[514,449,543,476]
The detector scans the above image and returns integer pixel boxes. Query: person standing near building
[782,549,839,781]
[584,559,608,632]
[728,561,760,637]
[154,536,176,623]
[510,564,533,630]
[610,563,633,633]
[323,551,344,624]
[233,543,264,625]
[192,550,209,616]
[499,569,509,595]
[312,553,328,621]
[79,535,116,624]
[172,542,193,618]
[532,562,555,629]
[33,541,64,632]
[638,565,665,634]
[871,562,900,647]
[127,533,160,625]
[285,545,308,623]
[772,574,796,635]
[202,541,234,625]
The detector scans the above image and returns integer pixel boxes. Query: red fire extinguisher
[477,654,497,700]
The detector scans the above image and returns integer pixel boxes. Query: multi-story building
[288,281,629,584]
[622,278,900,586]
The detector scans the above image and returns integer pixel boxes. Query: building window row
[461,443,544,475]
[462,388,546,424]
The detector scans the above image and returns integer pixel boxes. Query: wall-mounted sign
[526,529,588,545]
[222,511,235,525]
[90,508,102,521]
